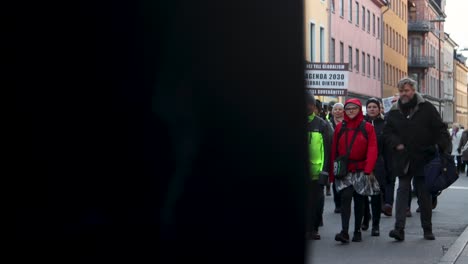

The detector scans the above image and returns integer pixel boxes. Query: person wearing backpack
[330,98,378,244]
[305,91,333,240]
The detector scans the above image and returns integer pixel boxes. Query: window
[372,14,375,35]
[310,23,315,62]
[349,46,353,71]
[378,58,381,79]
[320,27,325,62]
[349,0,352,22]
[397,34,400,53]
[367,54,370,77]
[385,24,389,45]
[362,51,365,74]
[356,2,359,25]
[373,56,376,78]
[377,17,380,38]
[331,0,335,12]
[384,63,389,84]
[362,6,366,30]
[389,27,392,48]
[340,0,344,17]
[340,42,344,63]
[356,49,360,72]
[367,9,370,32]
[330,38,335,62]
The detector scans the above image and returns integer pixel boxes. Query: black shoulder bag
[333,122,362,180]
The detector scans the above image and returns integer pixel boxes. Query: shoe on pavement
[389,229,405,241]
[383,204,392,216]
[362,219,370,231]
[424,230,435,240]
[432,197,438,210]
[335,231,350,244]
[308,231,321,240]
[352,231,362,242]
[371,228,380,237]
[334,207,341,214]
[326,186,331,196]
[406,208,412,217]
[416,207,421,213]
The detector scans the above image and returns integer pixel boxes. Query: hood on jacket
[344,98,364,127]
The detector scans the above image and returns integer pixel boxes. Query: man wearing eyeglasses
[383,77,451,241]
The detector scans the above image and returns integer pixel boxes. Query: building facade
[407,0,446,114]
[382,0,408,98]
[305,0,332,103]
[442,33,457,124]
[454,54,468,128]
[331,0,387,104]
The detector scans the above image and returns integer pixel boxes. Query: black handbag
[424,146,459,195]
[333,124,361,180]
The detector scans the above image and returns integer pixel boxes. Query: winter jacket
[330,99,378,182]
[450,128,463,156]
[458,130,468,161]
[365,114,388,186]
[307,113,333,180]
[383,93,451,178]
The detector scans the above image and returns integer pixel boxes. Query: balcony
[408,56,436,68]
[408,21,435,32]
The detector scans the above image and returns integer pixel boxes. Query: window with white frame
[310,23,315,62]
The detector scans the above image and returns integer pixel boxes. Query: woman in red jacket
[330,98,378,244]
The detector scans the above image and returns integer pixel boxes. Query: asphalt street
[307,173,468,264]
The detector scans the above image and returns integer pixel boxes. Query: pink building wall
[331,0,385,98]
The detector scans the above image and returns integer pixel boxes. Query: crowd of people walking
[306,77,465,243]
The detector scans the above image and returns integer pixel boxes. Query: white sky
[444,1,468,55]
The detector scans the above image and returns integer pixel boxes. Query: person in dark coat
[457,128,468,175]
[362,98,386,236]
[329,103,345,213]
[384,77,451,241]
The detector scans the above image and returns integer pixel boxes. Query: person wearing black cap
[361,98,387,236]
[305,90,333,240]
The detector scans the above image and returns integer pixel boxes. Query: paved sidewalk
[455,244,468,264]
[308,174,468,264]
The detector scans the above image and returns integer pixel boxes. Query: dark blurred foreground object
[15,0,311,263]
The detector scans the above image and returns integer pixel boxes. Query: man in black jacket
[384,77,451,241]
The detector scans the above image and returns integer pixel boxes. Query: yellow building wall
[304,0,329,63]
[455,61,468,128]
[305,0,334,104]
[382,0,408,98]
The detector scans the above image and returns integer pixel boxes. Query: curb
[439,225,468,264]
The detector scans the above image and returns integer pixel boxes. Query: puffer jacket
[330,99,378,182]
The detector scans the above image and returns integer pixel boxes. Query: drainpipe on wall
[381,2,390,99]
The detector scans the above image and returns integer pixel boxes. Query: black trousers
[340,185,365,233]
[453,155,465,174]
[306,180,324,233]
[363,193,382,228]
[395,174,432,231]
[332,182,341,209]
[383,179,395,206]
